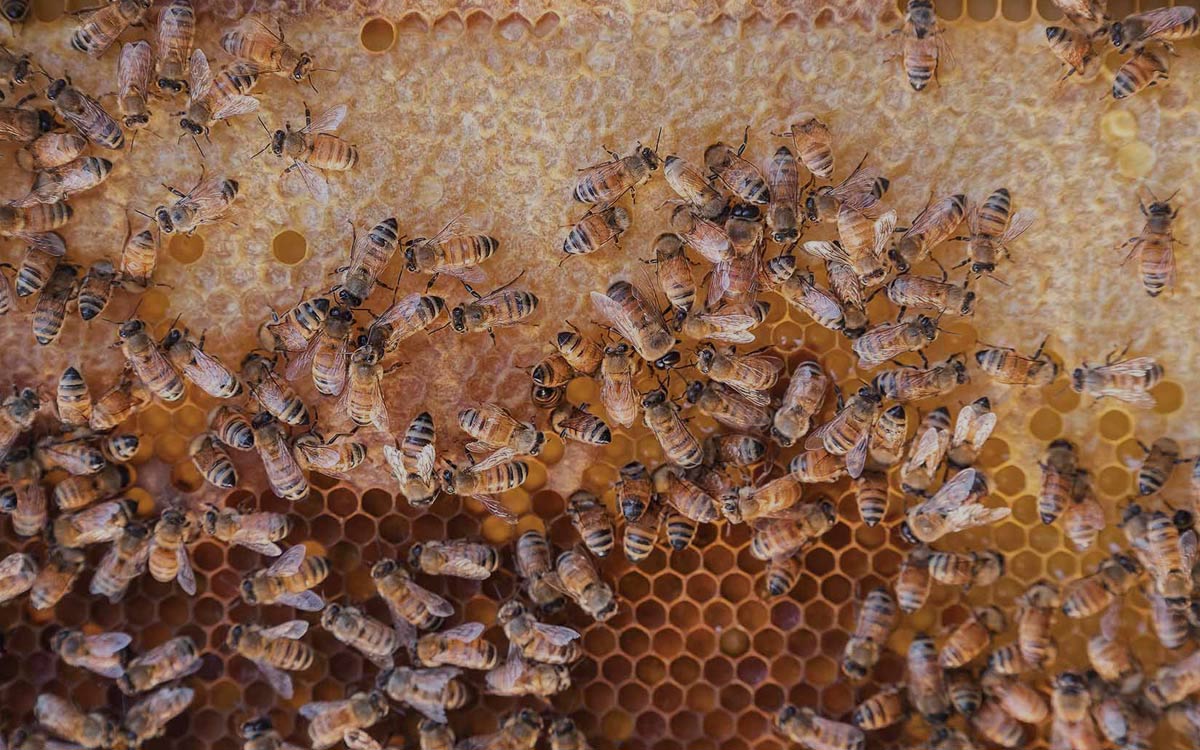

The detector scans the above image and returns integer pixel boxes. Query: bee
[852,316,938,368]
[842,587,898,680]
[30,547,86,609]
[903,633,950,724]
[724,203,764,258]
[96,431,138,463]
[941,606,1006,668]
[89,523,150,602]
[404,225,497,289]
[0,262,14,314]
[206,405,253,452]
[0,100,53,144]
[486,650,572,697]
[242,353,310,426]
[1,201,73,238]
[722,473,802,525]
[825,260,868,338]
[440,453,525,524]
[659,469,719,526]
[201,503,289,556]
[32,263,79,346]
[269,104,357,203]
[1087,605,1141,691]
[45,77,122,150]
[90,368,152,431]
[1070,350,1163,409]
[969,700,1024,749]
[779,270,845,332]
[573,141,658,204]
[498,599,581,664]
[69,0,152,56]
[987,643,1033,677]
[119,223,159,289]
[615,461,653,521]
[623,493,666,563]
[928,549,1005,589]
[1147,650,1200,707]
[902,468,1005,544]
[556,547,616,621]
[1045,25,1102,83]
[220,16,315,82]
[778,117,832,180]
[367,293,447,353]
[695,343,782,400]
[760,249,798,290]
[887,273,975,322]
[687,379,772,431]
[286,305,354,397]
[764,554,802,597]
[178,50,260,140]
[1093,694,1154,750]
[706,433,766,467]
[889,193,968,273]
[371,559,454,632]
[852,471,889,527]
[154,172,240,236]
[22,132,87,170]
[240,544,329,611]
[775,705,865,750]
[148,508,197,594]
[663,510,697,551]
[33,694,116,749]
[669,205,734,264]
[588,345,636,432]
[982,675,1048,724]
[415,621,497,670]
[899,407,951,495]
[321,603,400,669]
[765,146,800,243]
[663,154,726,219]
[945,670,983,717]
[153,0,194,93]
[515,530,565,613]
[301,692,389,750]
[548,717,590,750]
[53,462,131,513]
[964,189,1034,276]
[451,273,540,342]
[550,402,611,447]
[567,490,614,558]
[770,362,827,448]
[35,434,105,475]
[1112,43,1170,101]
[14,235,67,296]
[72,260,117,322]
[20,156,113,207]
[0,551,36,603]
[3,448,45,536]
[409,539,498,580]
[1051,671,1091,725]
[788,446,848,484]
[947,397,995,469]
[52,498,136,548]
[381,412,439,509]
[118,635,201,695]
[417,720,457,750]
[552,324,604,377]
[805,208,897,288]
[0,387,38,460]
[292,431,367,478]
[641,387,704,468]
[326,217,396,306]
[50,628,130,681]
[803,153,888,226]
[459,402,544,460]
[749,498,837,561]
[122,686,194,746]
[378,666,468,723]
[806,385,882,477]
[1016,580,1059,668]
[1111,6,1199,53]
[158,328,242,400]
[975,340,1059,387]
[1142,511,1198,602]
[562,205,631,257]
[259,295,330,354]
[119,318,185,401]
[591,278,675,364]
[1135,436,1181,496]
[1116,189,1180,295]
[240,717,297,750]
[853,685,906,730]
[893,0,950,91]
[874,354,969,402]
[705,139,770,204]
[707,246,765,312]
[0,46,32,100]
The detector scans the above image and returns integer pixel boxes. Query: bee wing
[832,162,883,206]
[532,622,581,645]
[1099,604,1121,641]
[188,48,213,101]
[804,410,848,451]
[474,402,523,430]
[845,429,870,479]
[236,539,283,557]
[392,613,417,650]
[301,104,348,135]
[343,729,382,750]
[414,666,462,693]
[473,494,518,525]
[903,198,950,240]
[0,553,31,578]
[284,160,330,205]
[299,700,345,719]
[724,384,771,406]
[1000,211,1035,244]
[173,546,196,595]
[1132,8,1191,38]
[906,427,945,474]
[589,291,640,348]
[439,621,485,642]
[276,590,325,611]
[468,448,516,473]
[601,371,637,429]
[697,311,756,330]
[284,332,321,381]
[555,411,607,435]
[185,347,240,392]
[439,265,487,284]
[210,95,260,122]
[1181,529,1199,570]
[1096,357,1160,378]
[85,632,132,656]
[261,619,309,640]
[383,445,407,482]
[943,504,1011,535]
[436,556,493,579]
[951,406,976,448]
[801,240,851,265]
[416,444,437,483]
[266,544,306,576]
[410,582,455,618]
[872,210,898,257]
[119,41,153,98]
[968,412,997,451]
[256,660,295,699]
[923,468,980,514]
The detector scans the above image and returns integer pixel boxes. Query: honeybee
[156,171,240,238]
[903,633,951,724]
[615,461,653,521]
[690,379,773,431]
[804,152,887,224]
[515,530,565,613]
[887,274,975,323]
[1117,190,1180,297]
[894,0,950,91]
[987,643,1033,677]
[636,387,700,467]
[372,559,454,632]
[775,705,865,750]
[1,202,73,238]
[32,263,79,346]
[590,278,675,364]
[875,353,969,402]
[259,295,330,353]
[458,402,544,461]
[89,523,150,602]
[975,340,1059,387]
[941,606,1006,668]
[1016,580,1060,668]
[1135,436,1181,496]
[381,412,438,509]
[547,717,590,750]
[842,587,898,680]
[788,446,848,484]
[52,498,136,548]
[118,635,201,695]
[0,262,14,314]
[240,544,328,611]
[1050,671,1092,725]
[251,412,309,501]
[661,469,720,525]
[970,700,1024,749]
[765,146,801,243]
[853,685,906,730]
[220,16,316,82]
[409,539,498,580]
[201,503,289,556]
[724,203,764,257]
[119,223,159,289]
[573,141,658,205]
[498,599,581,665]
[19,156,113,207]
[45,77,122,150]
[368,293,447,353]
[178,49,259,141]
[889,193,968,272]
[1045,25,1102,84]
[552,324,604,377]
[550,402,611,447]
[768,363,828,448]
[749,498,837,561]
[30,547,85,609]
[853,316,937,368]
[805,385,882,477]
[1112,43,1170,101]
[706,433,766,467]
[486,650,571,697]
[778,270,846,333]
[566,490,614,558]
[440,453,525,523]
[206,406,253,452]
[944,670,982,717]
[823,260,868,338]
[33,694,117,749]
[301,692,389,750]
[379,666,468,723]
[285,304,354,396]
[662,154,726,219]
[269,104,357,203]
[623,493,666,563]
[561,206,631,258]
[1070,351,1162,409]
[587,346,634,432]
[556,547,616,621]
[451,273,540,341]
[50,629,130,681]
[117,318,184,402]
[404,224,498,289]
[242,353,310,425]
[806,208,897,288]
[1087,605,1142,691]
[852,471,889,527]
[415,621,496,670]
[3,448,45,536]
[0,551,36,603]
[902,468,1004,544]
[948,397,995,469]
[1147,650,1200,707]
[899,407,951,495]
[680,303,766,346]
[90,368,152,432]
[292,431,367,478]
[669,205,734,264]
[0,46,32,101]
[982,674,1048,725]
[321,603,400,669]
[35,433,104,476]
[0,101,53,145]
[705,139,770,204]
[159,328,242,400]
[70,260,117,323]
[928,549,1005,590]
[69,0,151,57]
[722,474,802,525]
[1110,6,1199,53]
[763,553,802,597]
[696,344,782,399]
[148,508,197,594]
[416,719,456,750]
[240,717,300,750]
[1142,511,1198,602]
[14,233,65,297]
[1092,693,1154,750]
[964,189,1035,276]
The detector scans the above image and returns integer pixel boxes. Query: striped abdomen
[563,208,629,256]
[124,336,185,401]
[623,498,664,563]
[120,229,158,283]
[976,188,1012,237]
[430,235,497,271]
[306,133,358,171]
[904,36,939,90]
[471,461,528,494]
[1139,230,1175,297]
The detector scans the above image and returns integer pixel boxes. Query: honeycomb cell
[360,17,397,52]
[170,234,206,265]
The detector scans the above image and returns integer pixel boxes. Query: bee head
[117,319,145,340]
[695,344,716,373]
[154,206,175,234]
[776,705,802,726]
[370,559,397,579]
[270,129,286,157]
[320,603,341,629]
[858,385,882,404]
[803,193,820,223]
[250,411,275,430]
[123,112,150,128]
[531,431,546,455]
[950,356,969,382]
[406,544,424,568]
[551,717,577,736]
[440,469,457,489]
[292,53,314,83]
[334,287,363,307]
[653,350,681,370]
[772,226,798,244]
[160,328,183,349]
[898,521,918,545]
[241,718,273,739]
[48,628,76,653]
[403,244,419,272]
[497,599,524,623]
[0,486,16,513]
[1174,509,1195,531]
[971,261,994,275]
[200,506,219,534]
[960,290,977,315]
[46,78,67,100]
[639,146,659,170]
[226,623,246,646]
[179,118,205,136]
[450,305,466,333]
[1069,367,1085,393]
[239,580,257,603]
[730,203,760,221]
[915,315,937,340]
[1109,23,1126,51]
[34,107,55,134]
[683,381,705,404]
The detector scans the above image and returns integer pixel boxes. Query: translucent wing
[801,240,851,265]
[285,160,330,205]
[302,105,347,134]
[589,291,640,349]
[439,622,485,642]
[1096,357,1160,378]
[967,412,997,451]
[845,430,869,479]
[872,211,898,256]
[1000,211,1035,244]
[210,94,260,122]
[237,539,283,557]
[723,383,770,406]
[184,347,239,394]
[266,544,306,576]
[410,583,455,617]
[284,333,320,381]
[1134,7,1194,38]
[414,666,462,691]
[804,409,850,451]
[600,370,637,429]
[921,468,979,514]
[299,700,345,720]
[440,265,486,284]
[1181,529,1199,570]
[383,445,406,482]
[119,42,153,99]
[416,444,436,483]
[832,161,884,206]
[188,48,212,101]
[85,632,132,656]
[255,661,294,698]
[696,312,756,330]
[907,427,946,473]
[1099,604,1121,641]
[532,622,581,646]
[262,619,308,639]
[474,402,522,431]
[468,448,516,473]
[91,663,126,679]
[473,494,518,525]
[343,729,382,750]
[183,175,239,218]
[277,590,324,611]
[437,557,493,579]
[943,504,1011,534]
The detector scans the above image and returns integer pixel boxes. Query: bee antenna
[653,126,662,156]
[190,133,205,159]
[249,142,271,160]
[257,115,271,135]
[132,208,155,221]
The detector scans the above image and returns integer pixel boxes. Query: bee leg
[1030,336,1049,362]
[488,329,497,346]
[736,125,751,157]
[424,273,440,292]
[917,351,929,368]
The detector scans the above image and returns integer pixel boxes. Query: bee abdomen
[272,639,315,671]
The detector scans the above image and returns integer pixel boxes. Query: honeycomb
[1,0,1200,749]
